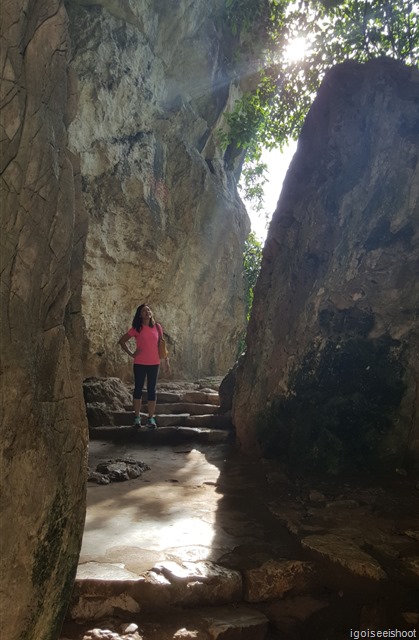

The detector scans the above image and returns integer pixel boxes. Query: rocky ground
[59,379,419,640]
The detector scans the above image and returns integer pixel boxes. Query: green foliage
[255,336,407,474]
[238,158,268,211]
[237,231,263,356]
[224,0,419,176]
[226,0,288,40]
[243,231,263,320]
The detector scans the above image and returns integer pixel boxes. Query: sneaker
[146,417,157,430]
[133,415,142,428]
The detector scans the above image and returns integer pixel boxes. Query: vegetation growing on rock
[256,336,407,474]
[222,0,419,208]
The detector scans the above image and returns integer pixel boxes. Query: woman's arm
[118,332,136,357]
[157,323,171,375]
[162,356,171,376]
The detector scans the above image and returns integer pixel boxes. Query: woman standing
[118,303,170,429]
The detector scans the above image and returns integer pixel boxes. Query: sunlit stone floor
[80,441,248,575]
[62,439,419,639]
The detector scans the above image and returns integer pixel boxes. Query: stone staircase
[67,565,272,640]
[61,377,419,640]
[86,378,234,446]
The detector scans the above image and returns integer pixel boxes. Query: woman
[118,303,170,429]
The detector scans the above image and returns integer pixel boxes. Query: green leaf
[222,0,418,162]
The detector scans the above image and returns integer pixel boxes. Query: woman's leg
[147,400,156,418]
[133,364,147,424]
[146,364,160,419]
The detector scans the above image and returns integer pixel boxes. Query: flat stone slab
[71,563,144,622]
[89,425,230,444]
[71,570,171,621]
[64,605,268,640]
[71,560,242,619]
[151,414,191,427]
[111,411,192,426]
[401,556,419,586]
[405,530,419,542]
[301,534,387,581]
[78,444,236,569]
[185,415,233,430]
[153,560,243,606]
[180,391,220,405]
[159,403,218,415]
[204,605,269,639]
[144,391,182,403]
[243,559,315,602]
[110,407,221,425]
[76,562,142,584]
[125,403,219,416]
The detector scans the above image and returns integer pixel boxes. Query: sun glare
[284,36,308,62]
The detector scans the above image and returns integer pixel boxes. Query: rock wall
[233,59,419,471]
[66,0,250,381]
[0,2,88,639]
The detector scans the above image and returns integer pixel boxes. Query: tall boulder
[65,0,250,381]
[0,2,87,639]
[233,59,419,472]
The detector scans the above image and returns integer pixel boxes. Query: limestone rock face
[0,2,88,639]
[233,59,419,469]
[66,0,250,381]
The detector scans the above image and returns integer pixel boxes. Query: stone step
[88,425,231,445]
[120,403,219,417]
[134,390,220,405]
[110,410,231,430]
[63,604,269,640]
[180,390,220,405]
[150,413,190,427]
[112,411,190,427]
[67,555,313,635]
[185,414,233,429]
[142,391,181,403]
[70,560,242,618]
[171,402,219,414]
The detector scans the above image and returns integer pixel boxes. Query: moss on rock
[256,335,407,474]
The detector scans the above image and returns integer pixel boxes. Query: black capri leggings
[133,364,159,401]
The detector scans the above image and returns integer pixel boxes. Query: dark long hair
[132,304,156,332]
